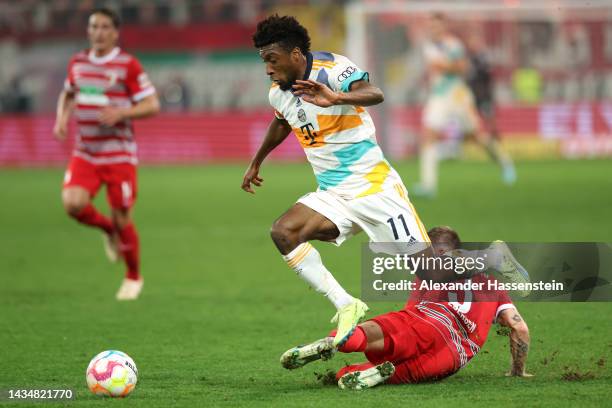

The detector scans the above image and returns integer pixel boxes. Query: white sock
[283,242,354,309]
[420,144,438,192]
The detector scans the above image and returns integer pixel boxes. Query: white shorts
[423,84,479,134]
[297,183,430,255]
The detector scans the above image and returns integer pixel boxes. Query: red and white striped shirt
[64,47,155,165]
[406,274,515,368]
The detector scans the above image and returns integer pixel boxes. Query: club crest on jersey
[106,71,119,87]
[296,98,302,107]
[297,108,307,122]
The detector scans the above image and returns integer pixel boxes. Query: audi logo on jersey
[337,66,357,82]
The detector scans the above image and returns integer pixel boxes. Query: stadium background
[2,0,612,164]
[1,0,611,407]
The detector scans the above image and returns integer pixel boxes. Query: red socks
[329,326,368,353]
[72,204,114,234]
[118,223,140,280]
[71,204,140,281]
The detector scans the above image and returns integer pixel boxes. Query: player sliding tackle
[281,227,533,390]
[242,15,529,347]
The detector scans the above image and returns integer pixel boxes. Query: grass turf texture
[1,159,611,407]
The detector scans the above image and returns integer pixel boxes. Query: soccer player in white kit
[415,13,516,197]
[242,15,431,346]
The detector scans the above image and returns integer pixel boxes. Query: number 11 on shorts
[387,214,411,240]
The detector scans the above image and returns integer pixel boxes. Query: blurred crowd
[0,0,348,33]
[0,1,611,113]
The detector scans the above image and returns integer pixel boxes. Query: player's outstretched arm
[498,309,533,377]
[292,79,383,108]
[242,117,292,194]
[53,89,75,141]
[99,94,160,127]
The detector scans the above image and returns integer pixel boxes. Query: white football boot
[338,361,395,390]
[115,278,144,301]
[280,337,336,370]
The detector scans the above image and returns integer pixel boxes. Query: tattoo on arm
[509,333,529,375]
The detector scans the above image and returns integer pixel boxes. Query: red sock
[329,326,368,353]
[72,204,114,234]
[118,223,140,280]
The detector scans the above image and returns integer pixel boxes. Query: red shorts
[366,309,460,384]
[63,156,137,210]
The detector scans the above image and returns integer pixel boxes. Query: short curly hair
[252,14,311,55]
[428,226,461,249]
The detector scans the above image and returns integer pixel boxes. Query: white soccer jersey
[422,37,478,132]
[269,51,401,199]
[423,36,467,98]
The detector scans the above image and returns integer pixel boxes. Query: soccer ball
[86,350,138,397]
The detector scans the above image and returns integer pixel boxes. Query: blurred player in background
[53,8,160,300]
[466,32,499,141]
[414,13,515,198]
[242,15,431,347]
[281,226,532,390]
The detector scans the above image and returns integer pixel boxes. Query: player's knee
[111,210,131,230]
[270,219,300,249]
[62,193,88,217]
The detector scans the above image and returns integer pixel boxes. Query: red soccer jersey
[405,274,515,368]
[64,47,155,165]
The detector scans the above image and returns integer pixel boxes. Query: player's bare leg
[112,207,143,300]
[271,203,368,346]
[62,186,119,262]
[413,127,441,198]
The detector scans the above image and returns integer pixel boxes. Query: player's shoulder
[70,49,89,63]
[116,49,140,65]
[311,51,352,69]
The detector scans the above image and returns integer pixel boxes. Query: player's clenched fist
[242,164,264,194]
[98,106,126,127]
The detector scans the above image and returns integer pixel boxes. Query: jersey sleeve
[63,56,77,93]
[126,57,156,102]
[327,55,369,93]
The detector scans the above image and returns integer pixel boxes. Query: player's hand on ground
[53,121,68,141]
[99,107,126,127]
[242,164,264,194]
[292,80,338,107]
[505,371,534,378]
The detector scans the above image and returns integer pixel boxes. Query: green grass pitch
[1,159,611,407]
